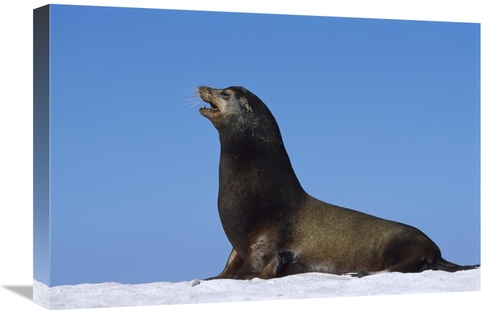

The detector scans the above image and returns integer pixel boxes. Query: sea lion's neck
[218,135,306,198]
[217,136,307,249]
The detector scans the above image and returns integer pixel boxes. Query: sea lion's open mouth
[198,86,224,121]
[201,101,218,111]
[198,86,219,113]
[199,98,220,119]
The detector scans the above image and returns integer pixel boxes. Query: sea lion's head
[198,86,252,127]
[198,86,282,144]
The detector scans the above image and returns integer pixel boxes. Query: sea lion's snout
[198,86,213,104]
[198,87,216,109]
[198,86,222,121]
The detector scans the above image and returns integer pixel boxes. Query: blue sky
[38,4,479,286]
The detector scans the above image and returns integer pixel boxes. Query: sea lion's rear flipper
[347,254,479,278]
[434,258,480,272]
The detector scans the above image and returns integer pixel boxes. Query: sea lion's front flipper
[215,248,243,279]
[234,231,279,280]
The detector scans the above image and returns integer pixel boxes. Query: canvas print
[33,4,480,310]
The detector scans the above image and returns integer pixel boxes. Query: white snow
[33,269,480,310]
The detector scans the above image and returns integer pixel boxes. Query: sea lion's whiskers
[186,98,202,109]
[183,89,203,109]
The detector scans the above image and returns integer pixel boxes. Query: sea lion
[198,85,478,279]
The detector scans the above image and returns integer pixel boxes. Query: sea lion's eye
[220,91,230,99]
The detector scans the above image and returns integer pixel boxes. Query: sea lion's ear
[242,100,253,113]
